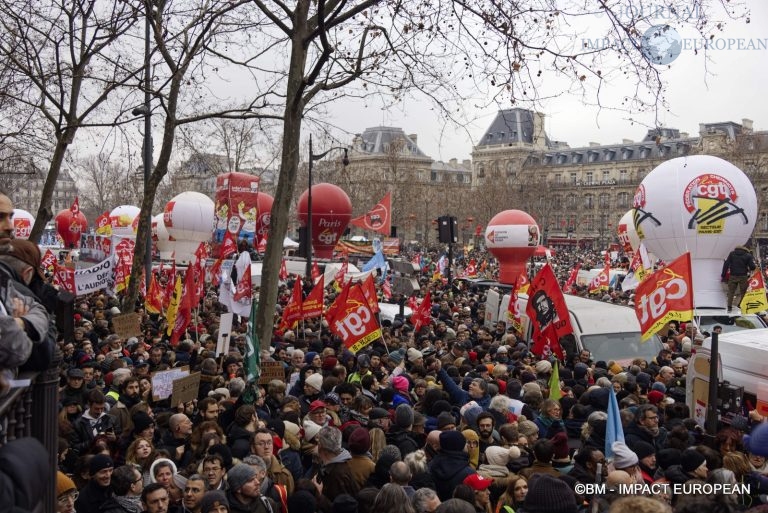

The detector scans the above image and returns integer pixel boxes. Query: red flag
[233,263,252,303]
[257,237,267,254]
[195,242,209,262]
[279,259,288,281]
[409,291,432,332]
[588,258,610,294]
[53,262,76,294]
[95,212,112,236]
[70,197,80,214]
[634,253,694,340]
[517,272,530,294]
[219,230,238,259]
[382,275,392,300]
[325,279,351,324]
[463,259,478,278]
[41,249,57,271]
[349,192,392,236]
[328,283,383,353]
[334,260,348,285]
[163,260,177,309]
[280,277,304,330]
[145,273,163,314]
[302,275,325,319]
[526,264,574,359]
[114,252,131,293]
[506,278,523,333]
[361,273,380,314]
[407,295,418,310]
[562,263,581,294]
[210,258,223,287]
[311,261,321,282]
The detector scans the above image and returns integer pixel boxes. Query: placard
[152,367,189,401]
[216,312,234,356]
[171,372,201,407]
[112,312,141,339]
[258,361,285,384]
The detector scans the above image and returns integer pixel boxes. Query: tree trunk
[28,128,75,243]
[255,2,310,351]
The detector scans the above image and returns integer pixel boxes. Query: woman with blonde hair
[125,437,158,485]
[369,427,387,462]
[372,483,416,513]
[494,474,527,513]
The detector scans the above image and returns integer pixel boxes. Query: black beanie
[132,411,154,434]
[681,448,706,473]
[656,448,681,470]
[394,404,414,429]
[332,494,359,513]
[630,441,656,461]
[89,454,114,475]
[523,474,578,513]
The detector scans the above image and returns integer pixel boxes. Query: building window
[572,154,582,164]
[430,171,437,181]
[566,194,577,209]
[602,170,610,182]
[553,196,562,209]
[617,192,630,208]
[589,152,598,163]
[599,193,610,209]
[506,162,516,178]
[570,172,577,185]
[586,172,593,185]
[555,173,562,184]
[619,169,628,182]
[477,165,485,178]
[584,194,594,209]
[585,215,595,231]
[499,132,505,140]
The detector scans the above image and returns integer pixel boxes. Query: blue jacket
[437,369,491,410]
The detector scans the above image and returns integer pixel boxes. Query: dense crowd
[2,190,768,513]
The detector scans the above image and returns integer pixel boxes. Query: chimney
[409,134,418,145]
[449,158,457,167]
[699,123,707,136]
[742,118,754,131]
[533,112,546,147]
[462,159,471,169]
[680,132,689,139]
[622,139,633,144]
[589,142,600,147]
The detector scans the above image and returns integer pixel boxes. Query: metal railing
[0,355,61,512]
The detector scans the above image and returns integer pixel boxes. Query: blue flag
[605,387,625,459]
[362,250,387,273]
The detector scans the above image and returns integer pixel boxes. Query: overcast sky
[322,0,768,162]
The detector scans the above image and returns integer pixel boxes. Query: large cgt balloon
[633,155,757,308]
[164,191,215,264]
[151,213,175,260]
[297,183,352,258]
[55,208,88,249]
[110,205,141,238]
[485,210,540,284]
[617,210,640,254]
[12,209,35,239]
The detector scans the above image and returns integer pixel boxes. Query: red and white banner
[53,256,114,296]
[588,253,610,294]
[302,275,325,319]
[328,282,382,353]
[506,277,523,334]
[740,269,768,314]
[526,264,574,359]
[279,277,304,330]
[360,273,380,314]
[562,263,581,294]
[279,259,288,281]
[634,253,694,340]
[41,249,57,271]
[349,192,392,236]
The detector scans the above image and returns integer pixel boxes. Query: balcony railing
[0,356,60,512]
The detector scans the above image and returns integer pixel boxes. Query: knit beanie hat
[630,441,656,461]
[485,446,511,466]
[612,441,638,469]
[132,411,154,434]
[744,422,768,457]
[534,360,552,375]
[524,474,578,513]
[681,448,706,473]
[305,373,323,392]
[463,405,483,429]
[394,404,414,429]
[439,430,467,452]
[392,376,409,394]
[200,491,229,513]
[647,390,665,405]
[227,463,257,492]
[332,494,359,513]
[89,454,114,475]
[56,471,76,498]
[651,382,667,393]
[288,490,317,513]
[407,348,423,363]
[347,427,371,454]
[303,418,323,442]
[656,448,681,470]
[437,411,456,430]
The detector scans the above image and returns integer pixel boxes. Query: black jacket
[428,449,476,501]
[722,246,756,278]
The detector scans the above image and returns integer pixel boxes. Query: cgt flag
[634,253,694,340]
[588,252,611,294]
[302,275,325,319]
[740,269,768,314]
[409,291,432,333]
[526,264,574,359]
[327,282,382,353]
[562,263,581,294]
[506,277,523,334]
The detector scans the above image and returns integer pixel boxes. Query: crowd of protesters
[2,190,768,513]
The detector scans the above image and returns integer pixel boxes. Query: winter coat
[76,480,114,513]
[437,369,491,410]
[0,437,50,513]
[71,408,119,455]
[318,449,360,500]
[226,423,254,460]
[623,422,668,453]
[386,428,420,458]
[429,449,476,501]
[722,246,756,278]
[348,454,376,489]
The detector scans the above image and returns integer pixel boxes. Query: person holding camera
[70,388,119,456]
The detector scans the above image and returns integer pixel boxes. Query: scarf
[462,429,480,469]
[114,495,142,513]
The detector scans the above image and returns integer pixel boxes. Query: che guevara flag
[740,269,768,314]
[327,282,382,353]
[349,192,392,236]
[526,264,573,359]
[409,291,432,333]
[302,275,325,319]
[634,253,694,340]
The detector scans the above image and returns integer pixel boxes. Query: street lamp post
[305,134,349,278]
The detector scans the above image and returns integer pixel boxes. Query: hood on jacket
[325,448,352,465]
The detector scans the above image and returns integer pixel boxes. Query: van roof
[562,295,641,335]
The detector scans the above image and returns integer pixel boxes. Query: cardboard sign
[216,312,234,356]
[112,312,141,339]
[171,372,201,407]
[258,361,285,384]
[152,367,190,401]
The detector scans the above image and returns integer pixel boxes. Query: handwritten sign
[258,361,285,384]
[151,367,189,401]
[112,312,141,339]
[171,372,201,407]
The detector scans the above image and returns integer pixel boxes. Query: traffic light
[438,216,458,244]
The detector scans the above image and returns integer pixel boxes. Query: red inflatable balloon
[55,208,88,249]
[297,183,352,258]
[484,210,540,284]
[255,192,274,242]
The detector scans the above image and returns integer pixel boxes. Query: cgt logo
[317,229,337,246]
[486,230,496,243]
[636,275,688,325]
[334,301,372,339]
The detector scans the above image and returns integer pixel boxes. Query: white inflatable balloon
[12,209,35,239]
[633,155,757,308]
[163,192,214,264]
[151,213,175,260]
[617,210,640,254]
[110,205,141,238]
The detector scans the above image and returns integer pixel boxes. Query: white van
[496,291,662,365]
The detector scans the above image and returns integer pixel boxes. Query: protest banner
[151,367,189,401]
[112,313,141,339]
[171,372,201,407]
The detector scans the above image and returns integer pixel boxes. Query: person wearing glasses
[249,428,294,494]
[57,471,79,513]
[623,404,668,452]
[100,465,145,513]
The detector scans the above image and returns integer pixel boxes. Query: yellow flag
[549,360,562,401]
[740,269,768,314]
[165,275,182,336]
